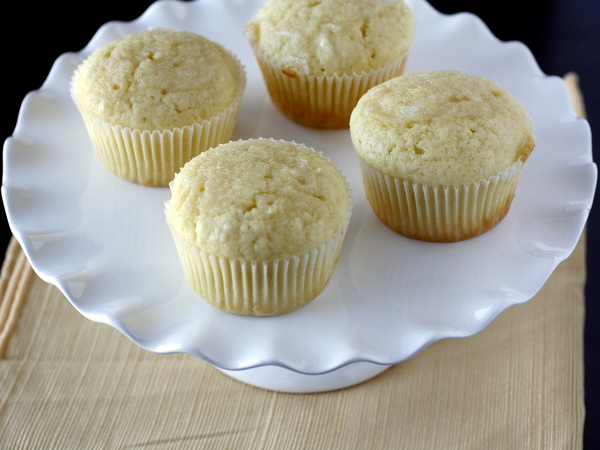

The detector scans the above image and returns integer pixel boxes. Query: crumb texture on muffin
[350,70,535,185]
[73,28,241,130]
[167,139,349,261]
[246,0,414,76]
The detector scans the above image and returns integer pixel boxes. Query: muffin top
[166,139,349,261]
[72,28,243,130]
[350,70,535,185]
[245,0,414,77]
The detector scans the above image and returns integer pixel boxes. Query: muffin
[165,138,351,316]
[350,70,535,242]
[245,0,414,129]
[71,28,246,187]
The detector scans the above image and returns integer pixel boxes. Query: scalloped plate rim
[2,0,596,375]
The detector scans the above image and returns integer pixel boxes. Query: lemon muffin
[166,138,351,316]
[72,28,246,187]
[350,70,535,242]
[246,0,414,129]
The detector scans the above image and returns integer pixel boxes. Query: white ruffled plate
[2,0,596,392]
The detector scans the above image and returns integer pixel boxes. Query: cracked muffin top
[245,0,414,77]
[166,139,349,261]
[350,70,535,185]
[72,28,242,130]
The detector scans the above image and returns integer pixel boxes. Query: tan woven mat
[0,74,587,449]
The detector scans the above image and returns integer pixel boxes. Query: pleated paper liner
[169,229,349,316]
[359,157,525,242]
[250,47,409,129]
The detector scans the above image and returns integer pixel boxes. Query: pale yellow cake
[72,28,246,186]
[246,0,414,77]
[350,70,535,242]
[246,0,414,128]
[166,139,351,316]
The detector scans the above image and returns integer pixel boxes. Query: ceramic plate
[3,0,596,376]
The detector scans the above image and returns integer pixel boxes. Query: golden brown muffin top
[350,70,535,185]
[73,28,243,130]
[167,139,349,261]
[246,0,414,77]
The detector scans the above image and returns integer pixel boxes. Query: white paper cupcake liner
[358,157,525,242]
[249,47,409,129]
[71,53,246,187]
[168,229,347,316]
[166,138,352,316]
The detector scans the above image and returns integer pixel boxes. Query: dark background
[1,0,598,446]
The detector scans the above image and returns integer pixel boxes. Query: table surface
[1,0,598,447]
